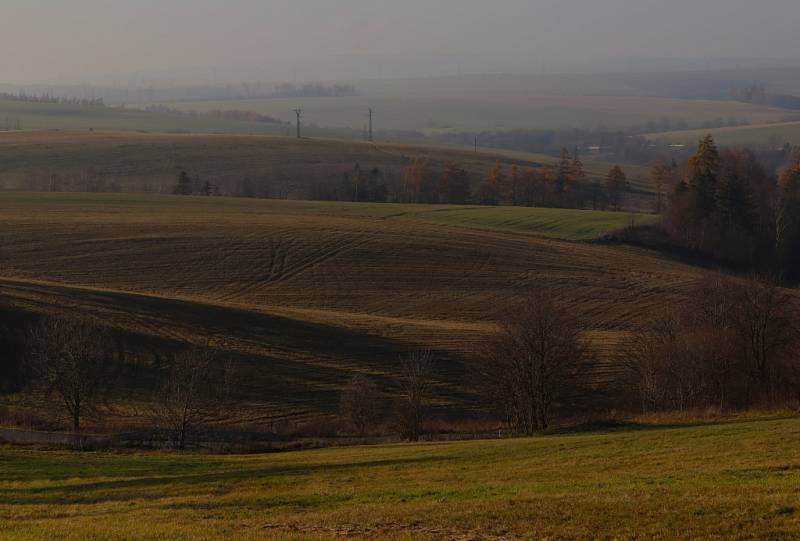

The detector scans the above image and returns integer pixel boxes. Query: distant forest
[0,92,105,107]
[272,83,357,98]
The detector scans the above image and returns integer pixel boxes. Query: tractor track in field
[217,230,376,304]
[0,194,725,422]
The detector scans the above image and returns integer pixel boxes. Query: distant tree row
[174,171,221,197]
[341,274,800,438]
[0,92,105,107]
[731,84,800,111]
[273,83,356,98]
[143,105,284,125]
[307,153,631,211]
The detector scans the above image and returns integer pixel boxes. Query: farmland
[646,120,800,148]
[0,130,653,196]
[1,193,691,426]
[155,94,791,134]
[0,98,292,136]
[1,416,799,540]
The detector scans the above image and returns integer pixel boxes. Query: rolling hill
[1,193,693,427]
[0,98,293,136]
[0,130,654,197]
[154,94,792,135]
[645,120,800,148]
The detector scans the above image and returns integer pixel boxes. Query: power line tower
[293,108,303,139]
[368,108,374,142]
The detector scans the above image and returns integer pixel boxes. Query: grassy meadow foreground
[2,417,799,540]
[0,193,674,426]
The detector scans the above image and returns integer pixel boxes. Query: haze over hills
[3,2,800,539]
[4,64,800,105]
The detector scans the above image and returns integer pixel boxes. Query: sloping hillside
[0,130,652,196]
[1,194,698,424]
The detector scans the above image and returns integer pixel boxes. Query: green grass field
[1,416,799,539]
[154,95,790,135]
[411,206,656,240]
[646,120,800,148]
[0,193,696,427]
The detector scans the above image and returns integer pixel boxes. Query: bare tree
[476,293,585,435]
[150,346,233,450]
[27,318,116,433]
[396,350,436,441]
[339,375,382,437]
[623,308,712,412]
[685,276,741,410]
[729,277,799,402]
[622,309,683,412]
[624,275,800,412]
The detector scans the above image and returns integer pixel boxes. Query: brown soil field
[0,193,707,427]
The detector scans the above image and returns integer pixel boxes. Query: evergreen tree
[508,165,521,206]
[569,154,588,208]
[175,171,193,196]
[687,135,721,215]
[439,162,470,204]
[352,163,366,202]
[651,159,672,214]
[776,155,800,279]
[554,148,572,199]
[365,167,388,202]
[716,150,756,233]
[605,165,629,211]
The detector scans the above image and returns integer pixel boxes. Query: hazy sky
[2,0,799,84]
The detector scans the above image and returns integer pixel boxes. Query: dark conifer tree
[175,171,193,196]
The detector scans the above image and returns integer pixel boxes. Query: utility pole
[368,108,374,142]
[474,135,478,153]
[293,108,303,139]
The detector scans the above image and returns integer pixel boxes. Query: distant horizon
[4,56,800,91]
[2,0,800,86]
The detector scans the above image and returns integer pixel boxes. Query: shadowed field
[0,193,698,424]
[1,416,798,540]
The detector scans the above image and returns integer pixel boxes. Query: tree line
[626,136,800,283]
[5,270,799,447]
[342,274,800,438]
[0,92,106,107]
[143,105,284,125]
[303,152,631,210]
[273,83,356,98]
[3,314,444,447]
